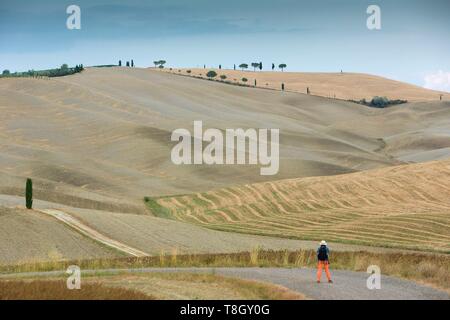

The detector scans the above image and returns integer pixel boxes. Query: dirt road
[38,209,148,257]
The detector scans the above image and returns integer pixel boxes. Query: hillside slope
[155,160,450,252]
[0,67,449,208]
[167,68,449,102]
[0,206,116,265]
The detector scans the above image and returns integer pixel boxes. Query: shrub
[206,70,217,78]
[351,97,407,108]
[370,96,390,108]
[242,77,248,82]
[220,75,227,80]
[186,70,191,74]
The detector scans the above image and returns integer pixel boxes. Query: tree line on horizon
[1,64,84,78]
[118,59,135,67]
[237,62,287,72]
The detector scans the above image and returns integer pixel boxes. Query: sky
[1,0,449,90]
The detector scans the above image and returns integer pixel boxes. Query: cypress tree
[25,178,33,209]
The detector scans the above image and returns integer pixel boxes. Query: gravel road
[3,267,448,300]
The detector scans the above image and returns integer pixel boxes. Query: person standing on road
[317,240,333,283]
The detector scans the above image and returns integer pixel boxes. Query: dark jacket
[317,245,330,261]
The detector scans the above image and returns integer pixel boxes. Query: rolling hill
[164,68,449,102]
[1,67,449,211]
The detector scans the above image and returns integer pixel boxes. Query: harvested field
[1,67,450,210]
[154,160,450,252]
[0,206,117,265]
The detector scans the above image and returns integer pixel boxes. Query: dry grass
[0,273,303,300]
[0,279,154,300]
[97,273,304,300]
[2,249,449,292]
[161,68,449,102]
[153,160,450,253]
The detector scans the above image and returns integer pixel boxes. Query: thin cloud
[424,70,450,93]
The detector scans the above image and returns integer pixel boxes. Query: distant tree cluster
[236,62,286,72]
[1,64,84,78]
[352,96,408,108]
[153,60,167,68]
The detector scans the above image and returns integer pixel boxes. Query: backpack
[318,245,328,261]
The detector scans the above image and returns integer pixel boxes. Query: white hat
[320,240,327,246]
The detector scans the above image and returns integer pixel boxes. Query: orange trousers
[317,261,332,282]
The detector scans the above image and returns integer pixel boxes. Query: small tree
[279,63,287,72]
[219,65,222,69]
[158,60,166,68]
[25,178,33,209]
[206,70,217,78]
[239,63,248,71]
[153,61,159,67]
[251,62,259,71]
[2,69,10,75]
